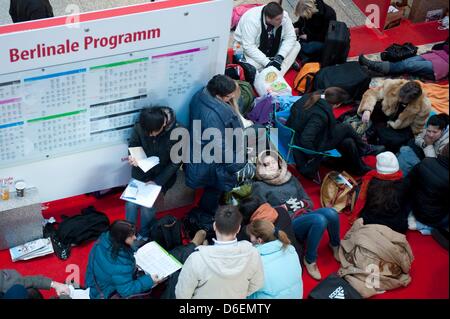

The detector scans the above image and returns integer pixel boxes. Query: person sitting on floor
[185,74,255,217]
[251,150,341,280]
[286,87,383,179]
[246,219,303,299]
[234,1,301,76]
[359,39,449,81]
[407,143,449,233]
[126,106,182,246]
[85,220,160,299]
[293,0,336,63]
[238,195,302,259]
[352,151,408,234]
[175,205,264,299]
[359,79,432,153]
[398,113,449,175]
[0,269,70,299]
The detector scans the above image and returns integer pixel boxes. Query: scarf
[255,151,292,185]
[351,170,403,220]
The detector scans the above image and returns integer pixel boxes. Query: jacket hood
[196,241,258,278]
[250,203,279,223]
[256,239,287,256]
[256,150,292,185]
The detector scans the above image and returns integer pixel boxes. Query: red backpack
[231,4,262,30]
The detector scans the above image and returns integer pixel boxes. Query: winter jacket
[85,232,153,299]
[360,179,409,234]
[415,125,449,158]
[129,107,182,193]
[338,219,414,298]
[0,269,52,293]
[175,241,264,299]
[248,240,303,299]
[9,0,53,23]
[293,0,337,43]
[358,79,431,135]
[286,94,337,176]
[421,46,449,81]
[185,88,245,192]
[234,5,297,68]
[407,156,449,227]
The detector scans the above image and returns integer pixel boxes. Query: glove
[265,54,284,71]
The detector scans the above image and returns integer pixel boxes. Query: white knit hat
[376,151,399,174]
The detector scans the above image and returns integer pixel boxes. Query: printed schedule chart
[0,38,218,167]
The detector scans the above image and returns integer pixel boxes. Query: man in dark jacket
[407,143,449,229]
[10,0,54,23]
[293,0,336,62]
[185,75,248,216]
[126,106,182,242]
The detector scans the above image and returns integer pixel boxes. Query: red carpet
[0,20,448,300]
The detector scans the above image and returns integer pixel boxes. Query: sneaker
[303,257,322,280]
[329,244,340,263]
[191,230,207,246]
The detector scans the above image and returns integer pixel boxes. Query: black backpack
[183,207,215,242]
[49,206,110,260]
[149,214,183,251]
[308,273,362,299]
[380,42,418,62]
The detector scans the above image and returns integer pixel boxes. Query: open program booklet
[134,241,182,280]
[128,147,159,173]
[120,179,161,208]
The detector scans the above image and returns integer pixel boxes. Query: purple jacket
[421,45,449,81]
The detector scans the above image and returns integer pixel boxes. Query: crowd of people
[2,0,448,299]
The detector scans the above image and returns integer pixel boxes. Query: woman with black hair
[286,87,382,179]
[126,106,182,245]
[85,220,159,299]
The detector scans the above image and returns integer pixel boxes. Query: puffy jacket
[85,232,153,299]
[248,240,303,299]
[185,88,245,192]
[407,156,449,227]
[129,107,182,193]
[293,0,337,42]
[175,241,264,299]
[0,269,52,293]
[234,5,297,67]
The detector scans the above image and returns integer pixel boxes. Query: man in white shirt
[175,205,264,299]
[234,1,300,76]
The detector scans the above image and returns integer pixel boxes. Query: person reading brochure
[126,106,182,247]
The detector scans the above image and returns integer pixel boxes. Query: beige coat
[337,219,414,298]
[358,79,431,135]
[175,241,264,299]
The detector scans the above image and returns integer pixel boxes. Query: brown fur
[358,79,431,135]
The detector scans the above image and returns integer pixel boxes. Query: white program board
[0,0,232,202]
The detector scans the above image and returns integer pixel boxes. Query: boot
[358,55,390,75]
[303,257,322,280]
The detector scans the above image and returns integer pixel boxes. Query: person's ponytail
[276,229,291,250]
[303,91,322,110]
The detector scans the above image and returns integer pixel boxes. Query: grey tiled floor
[0,0,367,26]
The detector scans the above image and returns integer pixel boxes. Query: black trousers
[198,187,223,216]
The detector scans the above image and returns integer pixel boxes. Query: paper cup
[15,181,26,197]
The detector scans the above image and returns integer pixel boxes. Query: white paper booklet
[120,179,161,208]
[135,241,182,280]
[129,147,160,173]
[10,238,54,262]
[69,286,90,299]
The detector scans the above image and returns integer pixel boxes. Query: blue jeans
[397,146,421,176]
[125,201,156,239]
[299,40,324,62]
[389,55,434,80]
[292,208,341,263]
